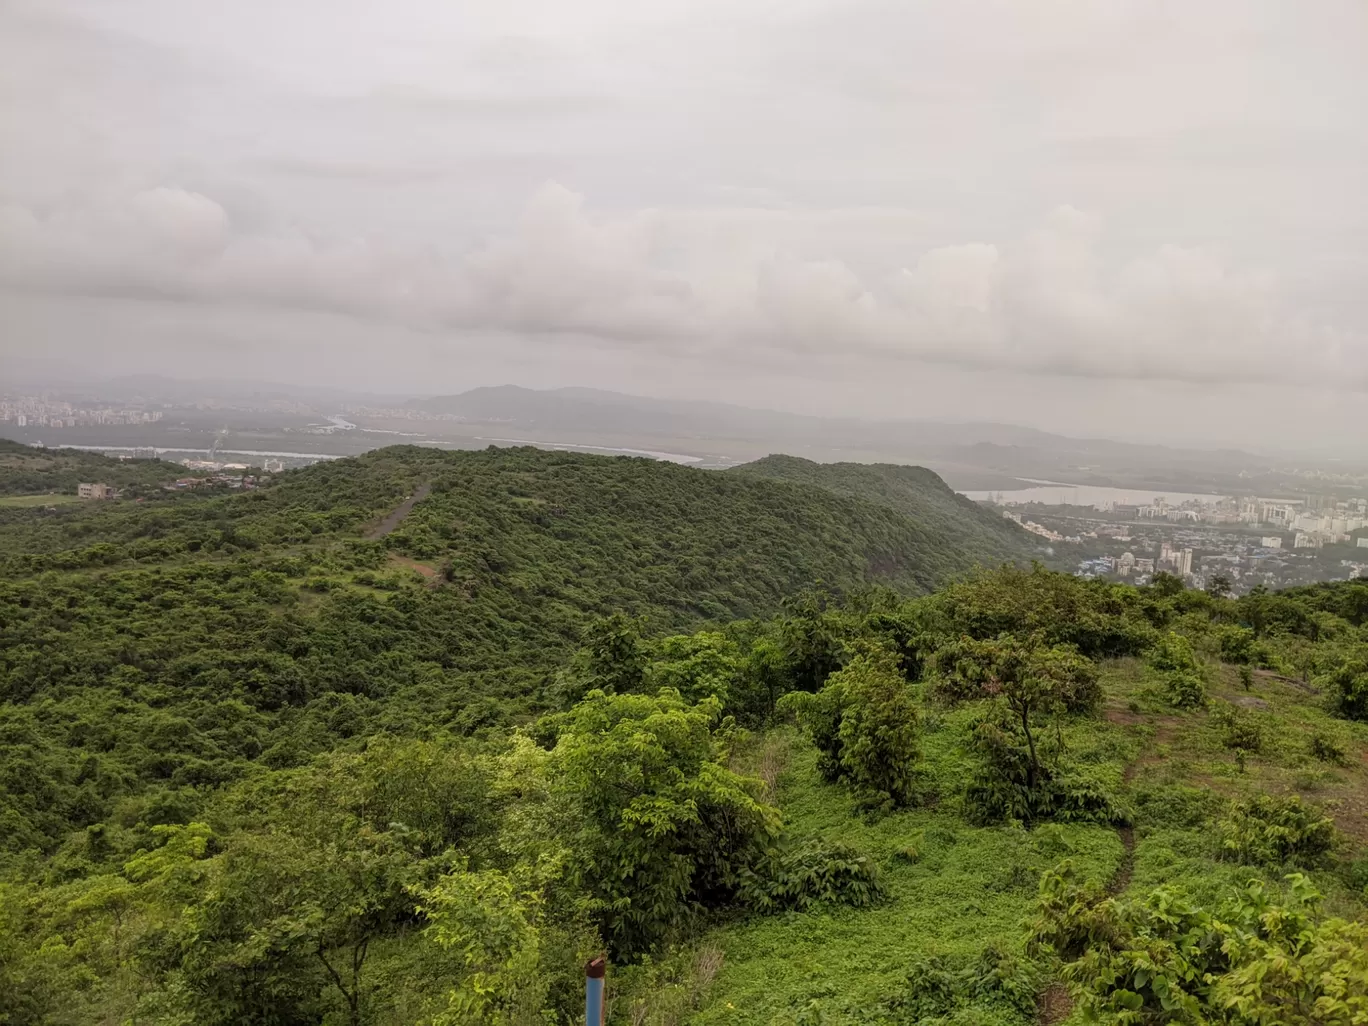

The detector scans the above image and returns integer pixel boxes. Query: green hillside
[2,442,1366,1026]
[0,444,1025,849]
[732,454,1043,566]
[0,438,203,496]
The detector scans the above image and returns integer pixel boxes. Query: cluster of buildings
[1001,511,1081,544]
[1100,494,1368,548]
[1,397,163,429]
[177,457,287,473]
[166,472,262,491]
[991,488,1368,595]
[1066,518,1366,594]
[1082,541,1194,580]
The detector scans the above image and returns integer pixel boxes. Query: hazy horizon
[3,1,1366,455]
[5,367,1364,463]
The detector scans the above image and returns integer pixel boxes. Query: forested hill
[731,453,1041,565]
[1,443,1024,844]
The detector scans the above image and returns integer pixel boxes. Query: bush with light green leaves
[1030,864,1368,1025]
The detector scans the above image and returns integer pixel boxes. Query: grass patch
[689,737,1121,1024]
[0,492,84,506]
[686,659,1368,1024]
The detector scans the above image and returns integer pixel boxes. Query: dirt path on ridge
[366,483,431,540]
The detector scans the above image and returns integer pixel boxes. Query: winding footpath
[1038,758,1140,1025]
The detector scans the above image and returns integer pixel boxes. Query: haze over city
[3,0,1367,455]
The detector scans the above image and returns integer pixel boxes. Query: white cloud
[1,182,1364,390]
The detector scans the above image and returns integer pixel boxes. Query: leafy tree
[557,614,650,704]
[1206,573,1233,599]
[418,867,551,1026]
[734,633,791,723]
[776,589,848,693]
[552,690,780,956]
[648,631,743,706]
[1152,571,1186,597]
[178,819,417,1026]
[780,648,920,809]
[929,564,1156,659]
[931,635,1098,791]
[930,635,1114,823]
[1,882,57,1025]
[1319,649,1368,721]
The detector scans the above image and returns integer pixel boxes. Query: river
[58,445,343,460]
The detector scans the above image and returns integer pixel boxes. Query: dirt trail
[367,483,431,540]
[1037,761,1139,1025]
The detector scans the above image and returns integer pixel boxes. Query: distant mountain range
[406,385,1288,494]
[11,374,1353,496]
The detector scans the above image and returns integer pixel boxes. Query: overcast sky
[2,0,1365,451]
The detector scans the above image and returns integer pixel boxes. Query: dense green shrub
[1130,783,1226,831]
[779,649,920,809]
[1215,704,1264,753]
[1319,650,1368,721]
[1345,857,1368,899]
[740,839,884,912]
[1164,671,1208,708]
[1218,794,1339,869]
[1148,631,1210,708]
[1216,624,1257,664]
[1031,866,1368,1026]
[883,945,1040,1023]
[1149,631,1201,674]
[1309,731,1350,766]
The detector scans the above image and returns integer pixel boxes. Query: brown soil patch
[1110,826,1137,894]
[1103,705,1146,727]
[387,553,440,581]
[1038,983,1073,1025]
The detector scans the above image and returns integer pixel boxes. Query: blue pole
[585,956,606,1025]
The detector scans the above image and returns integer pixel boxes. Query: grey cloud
[2,183,1362,389]
[258,160,469,184]
[2,0,1365,437]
